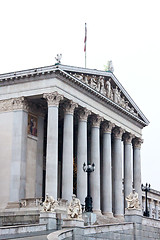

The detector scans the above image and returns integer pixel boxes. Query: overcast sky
[0,0,159,190]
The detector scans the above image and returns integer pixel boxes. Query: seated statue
[42,194,57,212]
[68,194,82,219]
[126,189,140,209]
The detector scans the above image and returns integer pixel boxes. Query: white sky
[0,0,160,190]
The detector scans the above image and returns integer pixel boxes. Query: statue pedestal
[125,208,142,224]
[39,212,57,230]
[62,218,84,228]
[82,212,97,225]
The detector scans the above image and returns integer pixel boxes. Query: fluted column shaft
[90,115,103,213]
[62,101,77,201]
[112,127,124,217]
[44,92,63,199]
[133,138,143,208]
[77,108,91,204]
[102,121,114,216]
[123,133,134,208]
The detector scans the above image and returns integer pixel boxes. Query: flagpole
[84,23,87,68]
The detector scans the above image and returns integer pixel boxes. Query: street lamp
[83,162,95,212]
[141,183,151,217]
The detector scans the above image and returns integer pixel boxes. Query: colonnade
[44,92,143,217]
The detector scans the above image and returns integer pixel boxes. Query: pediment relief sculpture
[72,73,138,117]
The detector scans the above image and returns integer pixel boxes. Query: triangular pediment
[57,65,149,126]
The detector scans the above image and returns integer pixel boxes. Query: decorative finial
[55,54,62,65]
[104,60,114,73]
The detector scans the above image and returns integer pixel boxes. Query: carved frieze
[72,73,138,117]
[0,99,13,112]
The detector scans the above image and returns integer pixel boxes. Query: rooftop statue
[68,194,82,219]
[126,189,140,209]
[55,53,62,64]
[105,60,114,73]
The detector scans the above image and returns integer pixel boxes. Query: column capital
[123,132,135,144]
[113,127,125,139]
[155,201,159,206]
[12,97,28,111]
[77,108,91,121]
[132,137,143,149]
[90,114,104,128]
[43,92,63,107]
[102,121,115,133]
[63,100,78,114]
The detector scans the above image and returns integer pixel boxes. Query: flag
[84,23,87,52]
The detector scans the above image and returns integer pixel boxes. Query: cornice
[0,64,149,127]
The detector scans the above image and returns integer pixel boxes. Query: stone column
[90,115,103,213]
[35,114,44,198]
[102,121,114,216]
[112,127,125,218]
[62,100,78,201]
[133,137,143,208]
[142,196,145,214]
[155,201,159,219]
[149,199,153,218]
[123,133,134,208]
[43,92,63,199]
[77,108,91,205]
[9,97,28,203]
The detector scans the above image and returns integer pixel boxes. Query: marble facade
[0,64,149,217]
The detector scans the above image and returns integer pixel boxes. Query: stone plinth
[62,218,84,227]
[125,208,142,224]
[6,202,20,209]
[39,212,57,230]
[82,212,97,225]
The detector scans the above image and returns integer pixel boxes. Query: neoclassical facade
[0,64,149,218]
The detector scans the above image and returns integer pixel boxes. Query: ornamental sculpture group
[42,194,82,219]
[72,73,138,117]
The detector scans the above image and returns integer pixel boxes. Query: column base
[102,212,113,217]
[114,214,124,221]
[93,209,101,215]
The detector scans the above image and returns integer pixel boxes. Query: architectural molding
[12,97,28,111]
[43,92,63,107]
